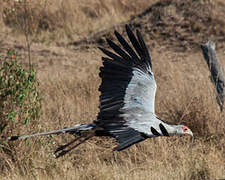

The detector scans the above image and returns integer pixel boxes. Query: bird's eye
[182,126,188,132]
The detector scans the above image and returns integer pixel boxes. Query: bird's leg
[54,136,82,154]
[55,132,95,158]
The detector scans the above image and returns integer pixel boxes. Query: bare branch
[201,40,225,111]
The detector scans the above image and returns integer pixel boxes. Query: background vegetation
[0,0,224,179]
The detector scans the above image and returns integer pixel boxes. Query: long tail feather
[8,124,96,141]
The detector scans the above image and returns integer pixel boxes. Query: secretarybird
[9,25,193,152]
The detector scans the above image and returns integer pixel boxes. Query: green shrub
[0,50,41,138]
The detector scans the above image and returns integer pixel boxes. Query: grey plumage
[8,25,193,153]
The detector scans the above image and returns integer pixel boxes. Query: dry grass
[0,0,225,179]
[0,0,158,44]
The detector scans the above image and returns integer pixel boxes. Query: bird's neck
[161,123,178,136]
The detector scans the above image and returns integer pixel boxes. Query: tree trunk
[201,41,225,112]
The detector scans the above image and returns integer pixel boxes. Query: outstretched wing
[96,25,158,151]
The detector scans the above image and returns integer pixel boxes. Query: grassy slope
[0,0,225,179]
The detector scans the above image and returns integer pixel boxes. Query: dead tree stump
[201,41,225,112]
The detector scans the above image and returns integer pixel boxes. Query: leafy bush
[0,50,41,138]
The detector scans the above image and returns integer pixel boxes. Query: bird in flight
[9,25,193,153]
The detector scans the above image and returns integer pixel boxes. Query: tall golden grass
[0,0,225,179]
[0,0,158,44]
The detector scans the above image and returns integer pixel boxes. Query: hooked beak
[187,129,193,137]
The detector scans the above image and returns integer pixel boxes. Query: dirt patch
[71,0,225,53]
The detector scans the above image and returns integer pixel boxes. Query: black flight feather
[106,38,133,62]
[114,130,146,151]
[98,47,130,66]
[114,30,139,63]
[159,123,169,137]
[151,127,161,136]
[136,30,152,69]
[125,25,143,59]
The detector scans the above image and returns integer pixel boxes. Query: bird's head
[176,125,193,136]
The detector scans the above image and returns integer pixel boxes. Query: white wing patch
[120,67,165,137]
[122,67,157,114]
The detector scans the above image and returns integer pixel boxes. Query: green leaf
[7,111,17,122]
[24,117,30,125]
[0,50,42,146]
